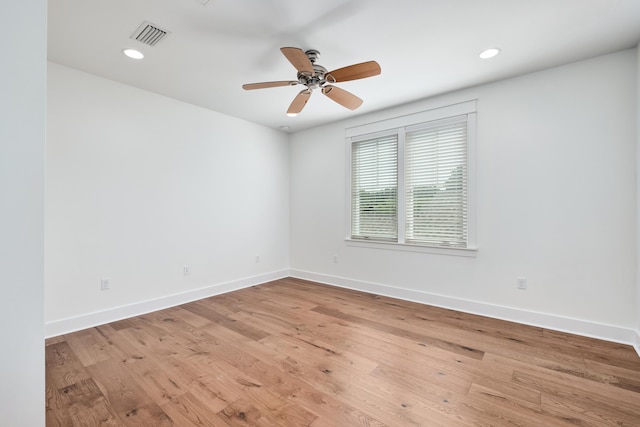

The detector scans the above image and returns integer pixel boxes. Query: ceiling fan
[242,47,381,116]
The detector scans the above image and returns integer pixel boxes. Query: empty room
[2,0,640,426]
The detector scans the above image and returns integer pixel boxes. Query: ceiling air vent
[130,21,169,46]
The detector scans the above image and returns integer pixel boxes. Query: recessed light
[479,48,500,59]
[286,113,297,117]
[122,48,144,59]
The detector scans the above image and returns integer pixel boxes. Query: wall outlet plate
[517,277,527,290]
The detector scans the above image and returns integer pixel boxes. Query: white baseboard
[46,268,640,356]
[44,270,289,338]
[290,269,638,348]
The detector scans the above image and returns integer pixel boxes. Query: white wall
[46,49,639,349]
[0,2,46,426]
[45,63,290,335]
[290,49,638,344]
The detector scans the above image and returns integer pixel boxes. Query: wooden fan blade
[321,85,363,110]
[242,81,298,90]
[327,61,381,82]
[287,89,312,115]
[281,47,314,74]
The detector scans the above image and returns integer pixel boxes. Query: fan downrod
[305,49,320,63]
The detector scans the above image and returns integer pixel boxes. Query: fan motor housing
[298,64,328,90]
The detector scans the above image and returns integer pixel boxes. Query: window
[347,101,476,254]
[351,133,398,241]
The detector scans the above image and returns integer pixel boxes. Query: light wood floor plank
[46,278,640,426]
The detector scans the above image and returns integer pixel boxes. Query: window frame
[345,100,477,257]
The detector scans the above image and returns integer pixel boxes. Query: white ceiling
[48,0,640,133]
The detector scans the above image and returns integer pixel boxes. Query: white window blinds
[351,134,398,240]
[405,116,467,247]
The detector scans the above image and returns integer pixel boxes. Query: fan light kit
[243,47,381,116]
[479,48,501,59]
[122,48,144,59]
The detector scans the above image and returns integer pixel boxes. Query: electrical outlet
[255,255,260,263]
[101,278,110,291]
[333,255,338,264]
[517,277,527,290]
[183,265,191,276]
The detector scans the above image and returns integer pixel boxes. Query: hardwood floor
[46,277,640,426]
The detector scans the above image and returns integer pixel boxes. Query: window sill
[345,238,477,257]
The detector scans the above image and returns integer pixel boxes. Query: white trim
[346,100,477,138]
[44,270,289,338]
[345,238,477,257]
[465,112,477,248]
[289,269,637,348]
[345,137,352,240]
[45,268,640,356]
[396,130,406,244]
